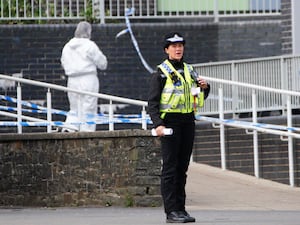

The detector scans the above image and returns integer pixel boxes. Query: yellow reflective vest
[158,60,204,119]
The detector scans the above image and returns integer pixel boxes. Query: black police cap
[163,32,185,49]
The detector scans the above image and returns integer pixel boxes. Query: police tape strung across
[0,94,153,127]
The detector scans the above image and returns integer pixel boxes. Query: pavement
[1,162,300,225]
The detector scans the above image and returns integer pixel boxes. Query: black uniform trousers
[160,113,195,214]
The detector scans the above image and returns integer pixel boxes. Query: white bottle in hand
[151,128,173,136]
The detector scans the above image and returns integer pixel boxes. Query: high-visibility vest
[158,60,204,119]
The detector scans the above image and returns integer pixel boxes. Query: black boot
[166,211,187,223]
[178,211,196,223]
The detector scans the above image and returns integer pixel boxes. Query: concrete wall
[0,130,162,207]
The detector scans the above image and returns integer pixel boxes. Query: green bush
[0,0,97,24]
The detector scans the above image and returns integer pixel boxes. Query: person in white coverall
[61,21,107,132]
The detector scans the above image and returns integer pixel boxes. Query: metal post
[17,82,22,134]
[214,0,219,23]
[252,91,259,178]
[47,88,52,133]
[219,87,226,170]
[141,106,147,130]
[280,57,287,115]
[231,62,238,116]
[286,95,295,187]
[99,0,105,24]
[109,100,114,131]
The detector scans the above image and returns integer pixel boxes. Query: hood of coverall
[74,21,92,39]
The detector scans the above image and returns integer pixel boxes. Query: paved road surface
[1,163,300,225]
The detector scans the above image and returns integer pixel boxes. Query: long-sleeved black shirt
[148,58,210,128]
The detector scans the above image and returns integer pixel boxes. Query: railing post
[99,0,105,24]
[109,100,114,131]
[231,62,238,116]
[219,86,226,170]
[286,95,295,187]
[17,82,22,134]
[214,0,219,23]
[141,106,147,130]
[252,90,259,178]
[47,88,52,133]
[280,56,288,115]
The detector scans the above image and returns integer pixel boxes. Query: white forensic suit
[61,21,107,132]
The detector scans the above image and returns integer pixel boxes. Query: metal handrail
[0,74,147,106]
[201,75,300,97]
[0,74,148,132]
[196,75,299,187]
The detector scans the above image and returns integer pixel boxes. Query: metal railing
[194,75,300,187]
[193,55,300,117]
[0,74,148,133]
[1,54,300,186]
[0,0,281,23]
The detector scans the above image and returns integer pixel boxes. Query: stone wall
[0,130,162,207]
[1,117,299,208]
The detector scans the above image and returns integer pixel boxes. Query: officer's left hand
[197,77,208,89]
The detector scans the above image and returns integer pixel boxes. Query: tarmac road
[1,163,300,225]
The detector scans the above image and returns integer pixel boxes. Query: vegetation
[0,0,98,24]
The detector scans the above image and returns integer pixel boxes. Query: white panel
[292,0,300,54]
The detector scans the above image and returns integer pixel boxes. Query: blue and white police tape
[1,94,42,110]
[0,117,153,127]
[1,94,151,120]
[0,104,151,123]
[1,94,153,126]
[115,7,154,74]
[1,94,68,116]
[0,105,55,115]
[195,115,300,132]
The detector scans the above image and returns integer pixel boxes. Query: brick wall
[0,21,282,115]
[0,130,162,207]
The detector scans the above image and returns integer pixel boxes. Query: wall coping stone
[0,129,152,141]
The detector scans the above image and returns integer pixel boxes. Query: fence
[0,74,149,133]
[0,0,281,23]
[194,75,300,187]
[193,55,300,117]
[1,54,300,186]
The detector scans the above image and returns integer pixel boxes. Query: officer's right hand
[155,125,166,136]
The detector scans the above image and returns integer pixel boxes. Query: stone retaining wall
[0,130,162,207]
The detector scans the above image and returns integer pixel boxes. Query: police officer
[148,32,210,223]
